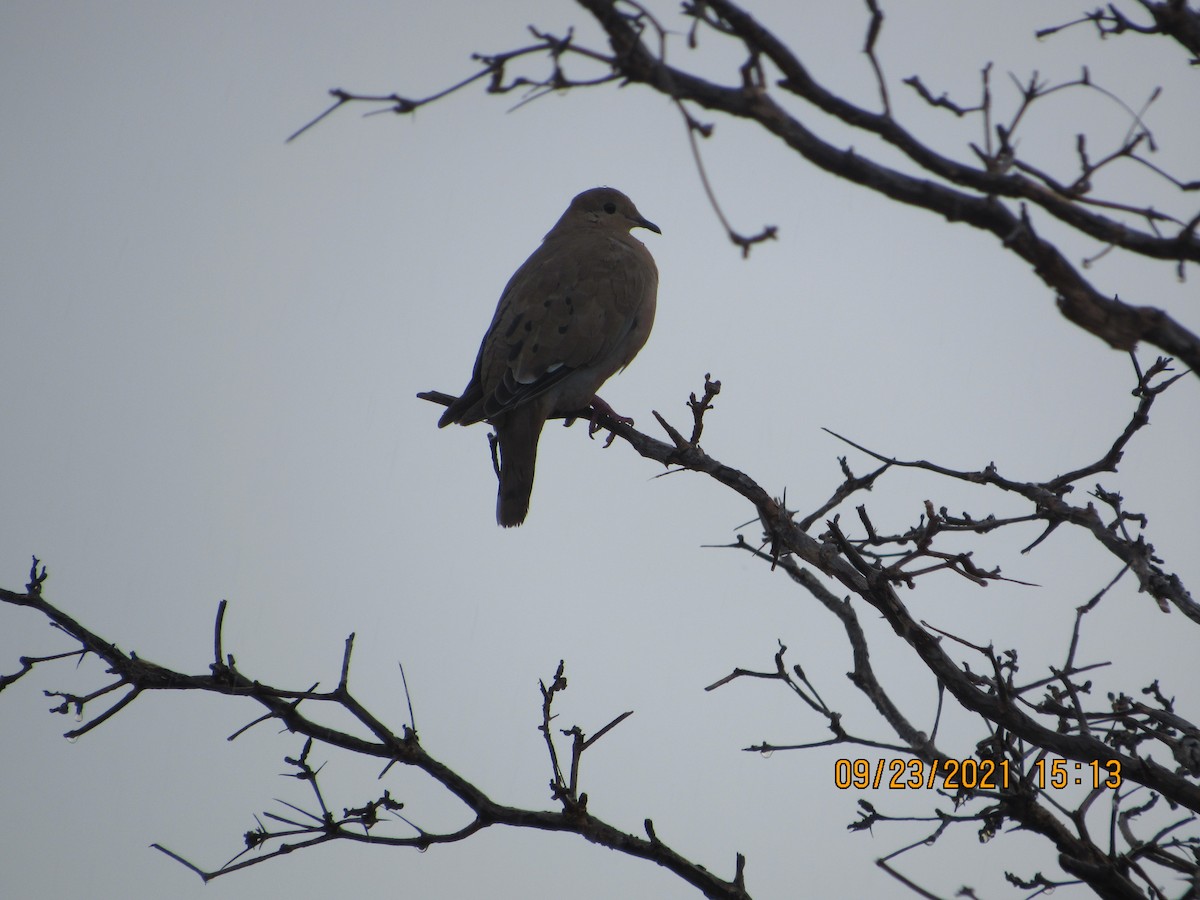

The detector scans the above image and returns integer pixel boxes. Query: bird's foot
[588,395,632,445]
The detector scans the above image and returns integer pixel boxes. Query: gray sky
[2,3,1197,898]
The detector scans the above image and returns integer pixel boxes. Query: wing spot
[504,313,524,337]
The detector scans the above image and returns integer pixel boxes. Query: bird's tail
[494,408,544,527]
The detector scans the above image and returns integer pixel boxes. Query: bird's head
[557,186,661,236]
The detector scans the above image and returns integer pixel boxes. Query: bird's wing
[444,232,653,425]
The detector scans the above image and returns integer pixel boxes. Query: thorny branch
[293,0,1200,375]
[1037,3,1200,65]
[3,348,1195,898]
[0,572,750,899]
[428,355,1195,897]
[6,3,1200,897]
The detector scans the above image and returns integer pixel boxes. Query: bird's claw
[588,395,632,446]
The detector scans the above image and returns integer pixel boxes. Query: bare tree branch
[299,1,1200,374]
[0,571,752,899]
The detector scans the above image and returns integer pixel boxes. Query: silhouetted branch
[413,358,1198,896]
[0,578,753,899]
[300,0,1200,374]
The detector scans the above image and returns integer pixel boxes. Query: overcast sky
[2,3,1197,899]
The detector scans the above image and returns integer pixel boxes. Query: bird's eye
[603,202,617,214]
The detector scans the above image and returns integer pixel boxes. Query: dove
[437,187,660,527]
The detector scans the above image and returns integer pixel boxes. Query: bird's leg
[488,431,502,480]
[588,394,633,444]
[590,394,632,423]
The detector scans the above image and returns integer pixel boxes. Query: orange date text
[833,757,1010,790]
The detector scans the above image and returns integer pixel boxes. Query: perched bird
[437,187,660,527]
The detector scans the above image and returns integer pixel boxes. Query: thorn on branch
[339,633,355,690]
[652,410,691,450]
[211,600,229,674]
[645,818,659,844]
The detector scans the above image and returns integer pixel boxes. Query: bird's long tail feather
[494,408,544,527]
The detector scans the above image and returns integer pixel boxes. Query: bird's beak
[633,214,661,235]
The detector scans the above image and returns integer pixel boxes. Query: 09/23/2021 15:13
[833,757,1123,791]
